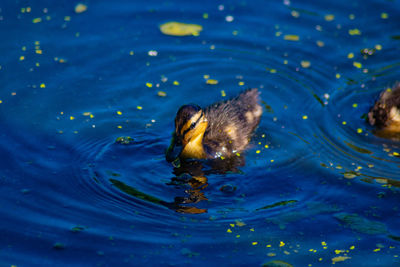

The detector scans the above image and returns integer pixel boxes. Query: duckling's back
[203,88,262,158]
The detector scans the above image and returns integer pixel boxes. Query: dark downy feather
[368,82,400,128]
[203,88,262,157]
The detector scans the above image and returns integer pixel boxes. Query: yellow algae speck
[284,34,300,41]
[267,252,276,257]
[381,13,389,19]
[332,256,351,264]
[250,228,255,232]
[342,121,347,125]
[117,125,122,129]
[160,22,203,36]
[221,90,226,97]
[279,241,285,247]
[265,145,269,148]
[173,80,180,86]
[157,91,167,97]
[301,60,311,68]
[393,152,399,156]
[64,16,71,21]
[146,82,153,88]
[324,14,335,21]
[353,62,362,68]
[375,44,382,50]
[349,29,361,35]
[350,245,355,250]
[321,241,327,246]
[230,224,235,228]
[336,73,341,79]
[70,116,75,120]
[75,3,88,14]
[256,150,261,154]
[238,81,245,86]
[235,220,246,227]
[40,83,46,88]
[203,13,208,19]
[302,115,308,120]
[352,103,358,108]
[32,17,42,23]
[206,79,218,85]
[291,10,300,18]
[36,50,42,54]
[347,53,354,59]
[129,51,134,56]
[373,248,381,252]
[117,111,122,115]
[252,242,258,246]
[0,100,2,104]
[137,106,143,110]
[270,69,277,73]
[316,40,325,47]
[19,56,25,61]
[357,128,363,133]
[349,14,355,20]
[203,74,210,79]
[227,228,232,233]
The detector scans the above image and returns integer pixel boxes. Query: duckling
[368,83,400,136]
[166,88,262,162]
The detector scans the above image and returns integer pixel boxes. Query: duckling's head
[166,104,208,162]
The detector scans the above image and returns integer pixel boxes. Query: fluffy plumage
[368,82,400,134]
[166,88,262,162]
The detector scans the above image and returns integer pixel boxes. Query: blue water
[1,0,400,266]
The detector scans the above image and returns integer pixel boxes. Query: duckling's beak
[166,133,183,163]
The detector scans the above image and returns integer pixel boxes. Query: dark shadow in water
[166,156,245,214]
[109,156,245,214]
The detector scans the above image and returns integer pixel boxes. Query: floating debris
[324,14,335,21]
[75,3,88,14]
[332,256,351,264]
[361,48,376,56]
[283,34,299,41]
[343,171,359,179]
[157,91,167,97]
[301,60,311,68]
[349,29,361,35]
[115,136,134,145]
[160,22,203,36]
[206,79,218,85]
[262,260,293,267]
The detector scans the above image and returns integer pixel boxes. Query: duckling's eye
[190,122,196,129]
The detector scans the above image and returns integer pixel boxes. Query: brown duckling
[368,83,400,136]
[166,88,262,162]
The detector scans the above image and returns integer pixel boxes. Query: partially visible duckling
[166,88,262,162]
[368,82,400,136]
